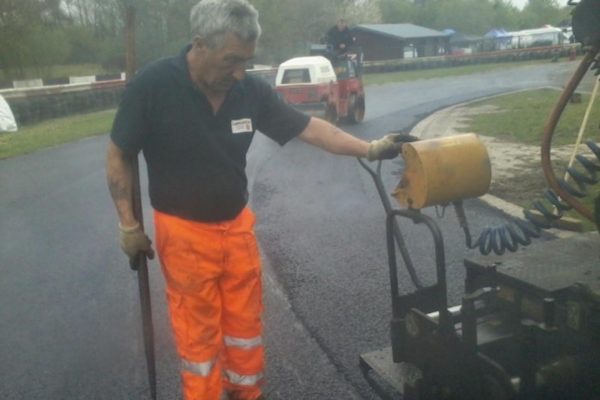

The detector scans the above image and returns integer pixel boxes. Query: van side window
[282,68,311,84]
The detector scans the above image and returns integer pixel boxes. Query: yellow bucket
[393,133,491,209]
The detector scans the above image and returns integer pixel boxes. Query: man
[326,18,355,54]
[106,1,408,399]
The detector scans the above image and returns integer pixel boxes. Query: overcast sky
[509,0,528,9]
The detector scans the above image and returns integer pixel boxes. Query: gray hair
[190,0,261,49]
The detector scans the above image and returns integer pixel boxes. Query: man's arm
[106,139,154,260]
[106,139,138,227]
[297,117,369,157]
[297,116,417,161]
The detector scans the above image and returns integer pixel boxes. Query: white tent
[509,26,565,49]
[0,94,17,132]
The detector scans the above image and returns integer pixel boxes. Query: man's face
[195,32,256,94]
[337,19,346,31]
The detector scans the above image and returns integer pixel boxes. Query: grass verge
[461,88,600,231]
[0,109,116,159]
[463,88,600,146]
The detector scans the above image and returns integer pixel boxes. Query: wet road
[0,61,578,399]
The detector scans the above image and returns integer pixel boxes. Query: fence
[0,44,579,127]
[0,70,276,126]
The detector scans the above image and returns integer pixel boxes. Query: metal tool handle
[357,157,423,289]
[125,5,157,399]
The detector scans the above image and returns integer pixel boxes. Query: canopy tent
[0,94,17,132]
[484,28,512,50]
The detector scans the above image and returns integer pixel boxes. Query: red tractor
[275,45,365,124]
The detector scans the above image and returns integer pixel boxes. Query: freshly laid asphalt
[0,59,590,399]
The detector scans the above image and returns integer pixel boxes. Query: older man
[106,1,406,399]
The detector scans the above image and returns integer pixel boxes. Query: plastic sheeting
[0,94,18,132]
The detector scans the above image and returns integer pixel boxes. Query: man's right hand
[119,222,155,261]
[366,133,419,161]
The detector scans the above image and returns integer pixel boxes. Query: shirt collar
[172,44,244,98]
[171,44,194,89]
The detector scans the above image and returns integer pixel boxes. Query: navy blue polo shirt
[111,45,310,222]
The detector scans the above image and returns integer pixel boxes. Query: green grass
[462,88,600,145]
[0,109,116,159]
[461,88,600,231]
[363,59,549,86]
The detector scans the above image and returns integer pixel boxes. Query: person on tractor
[326,18,355,54]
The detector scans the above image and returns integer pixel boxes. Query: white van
[275,54,365,124]
[275,56,337,86]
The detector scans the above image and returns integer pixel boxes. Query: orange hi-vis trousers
[154,207,264,400]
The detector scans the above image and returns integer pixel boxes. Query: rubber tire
[347,94,365,124]
[325,103,338,125]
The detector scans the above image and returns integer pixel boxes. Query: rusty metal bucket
[393,133,491,209]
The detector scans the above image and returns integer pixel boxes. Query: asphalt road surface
[0,60,579,399]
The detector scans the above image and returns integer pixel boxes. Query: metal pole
[125,5,157,400]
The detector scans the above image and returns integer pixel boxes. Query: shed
[352,24,451,61]
[448,32,483,54]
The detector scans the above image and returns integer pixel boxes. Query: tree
[250,0,331,63]
[520,0,571,28]
[491,0,522,31]
[0,0,71,76]
[377,0,570,34]
[379,0,416,24]
[342,0,381,24]
[0,0,573,82]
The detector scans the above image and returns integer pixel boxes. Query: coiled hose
[457,46,600,255]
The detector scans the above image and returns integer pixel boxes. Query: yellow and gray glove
[366,134,419,161]
[119,222,155,261]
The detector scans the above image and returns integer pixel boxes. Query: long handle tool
[125,5,157,400]
[130,160,158,400]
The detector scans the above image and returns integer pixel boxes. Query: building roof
[449,32,482,44]
[354,24,450,40]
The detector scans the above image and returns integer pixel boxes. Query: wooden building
[352,24,450,61]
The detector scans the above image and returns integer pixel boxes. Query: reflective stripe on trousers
[155,207,264,400]
[224,335,262,349]
[182,357,217,377]
[225,369,264,386]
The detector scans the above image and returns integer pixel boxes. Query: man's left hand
[366,134,418,161]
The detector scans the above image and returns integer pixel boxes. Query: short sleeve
[254,78,310,146]
[110,77,149,155]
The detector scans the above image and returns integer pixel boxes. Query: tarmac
[258,81,599,399]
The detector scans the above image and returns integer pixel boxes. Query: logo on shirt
[231,118,253,134]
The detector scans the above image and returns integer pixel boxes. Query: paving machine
[358,1,600,399]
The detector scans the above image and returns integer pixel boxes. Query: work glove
[119,222,155,262]
[366,133,419,161]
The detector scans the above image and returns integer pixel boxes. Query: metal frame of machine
[358,1,600,398]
